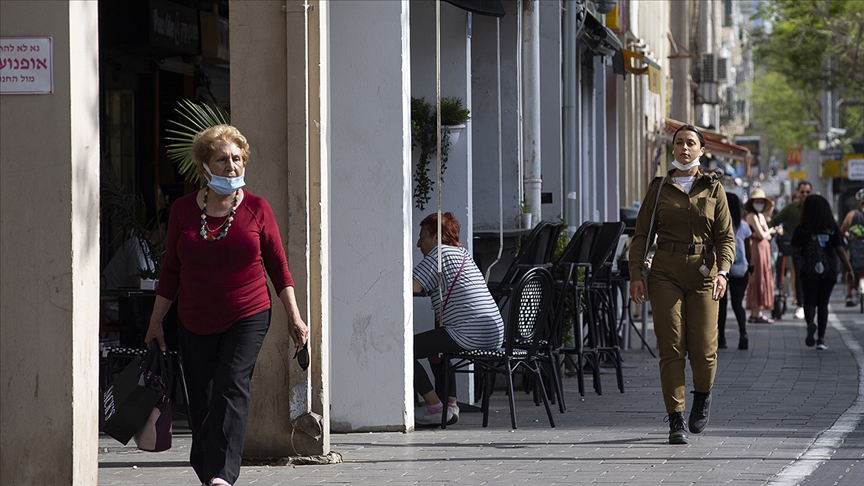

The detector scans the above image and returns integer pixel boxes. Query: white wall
[329,0,414,432]
[0,1,100,483]
[471,0,522,230]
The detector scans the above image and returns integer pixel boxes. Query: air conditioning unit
[717,57,728,83]
[701,53,718,83]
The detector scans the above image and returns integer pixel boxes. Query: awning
[661,118,752,163]
[443,0,506,17]
[622,49,662,93]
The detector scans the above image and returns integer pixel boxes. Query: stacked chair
[582,222,626,395]
[487,220,563,306]
[549,222,602,396]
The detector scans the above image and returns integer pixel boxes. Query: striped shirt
[413,245,504,350]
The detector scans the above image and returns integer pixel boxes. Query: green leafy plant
[165,99,231,182]
[519,197,531,214]
[411,96,470,210]
[439,96,470,126]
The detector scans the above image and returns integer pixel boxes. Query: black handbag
[101,354,160,445]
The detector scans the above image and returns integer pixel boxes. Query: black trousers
[414,327,466,400]
[180,309,271,485]
[792,254,803,306]
[718,275,749,342]
[802,277,836,339]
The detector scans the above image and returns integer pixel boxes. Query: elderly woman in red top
[145,125,308,486]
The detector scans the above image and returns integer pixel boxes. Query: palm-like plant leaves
[165,100,230,182]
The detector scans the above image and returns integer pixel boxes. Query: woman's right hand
[144,320,166,352]
[630,280,646,305]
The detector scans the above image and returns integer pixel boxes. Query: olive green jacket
[768,200,802,233]
[628,170,735,278]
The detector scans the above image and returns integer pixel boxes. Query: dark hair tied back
[672,124,706,148]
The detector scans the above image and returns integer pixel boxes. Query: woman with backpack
[791,195,855,350]
[718,193,752,350]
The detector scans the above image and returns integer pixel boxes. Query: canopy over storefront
[661,118,752,164]
[443,0,506,17]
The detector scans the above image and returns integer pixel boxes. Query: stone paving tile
[98,291,864,485]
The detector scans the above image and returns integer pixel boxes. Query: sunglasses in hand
[294,343,309,371]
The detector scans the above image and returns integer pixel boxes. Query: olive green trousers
[649,251,719,413]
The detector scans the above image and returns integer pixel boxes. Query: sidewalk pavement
[99,289,864,485]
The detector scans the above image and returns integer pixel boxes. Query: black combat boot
[666,412,688,444]
[689,390,712,433]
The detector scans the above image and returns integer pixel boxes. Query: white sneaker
[794,307,805,319]
[415,405,457,426]
[447,403,460,425]
[816,342,828,350]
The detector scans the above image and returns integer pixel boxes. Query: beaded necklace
[200,187,239,242]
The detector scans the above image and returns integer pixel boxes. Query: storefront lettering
[0,58,49,70]
[152,8,199,47]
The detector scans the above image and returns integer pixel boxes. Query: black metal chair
[442,267,557,429]
[583,222,627,395]
[550,221,602,397]
[488,220,563,306]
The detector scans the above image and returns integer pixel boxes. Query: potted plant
[411,96,470,210]
[519,197,532,229]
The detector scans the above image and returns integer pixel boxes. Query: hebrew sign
[0,37,53,94]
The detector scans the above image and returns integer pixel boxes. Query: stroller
[771,235,794,320]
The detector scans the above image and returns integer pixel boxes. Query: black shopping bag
[102,354,160,445]
[133,345,174,452]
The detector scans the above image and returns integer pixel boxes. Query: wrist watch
[717,270,729,281]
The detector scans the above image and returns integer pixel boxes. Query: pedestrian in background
[839,188,864,306]
[769,181,813,318]
[791,195,855,350]
[629,124,734,445]
[744,188,779,323]
[718,193,751,350]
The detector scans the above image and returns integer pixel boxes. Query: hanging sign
[0,37,53,94]
[847,157,864,181]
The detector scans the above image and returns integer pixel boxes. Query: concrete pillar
[230,0,330,456]
[329,0,413,432]
[669,0,691,123]
[539,0,562,222]
[521,0,542,224]
[0,1,100,483]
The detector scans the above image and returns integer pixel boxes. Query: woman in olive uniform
[628,124,735,445]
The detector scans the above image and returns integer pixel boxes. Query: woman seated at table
[412,212,504,426]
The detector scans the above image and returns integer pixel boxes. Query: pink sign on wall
[0,37,53,95]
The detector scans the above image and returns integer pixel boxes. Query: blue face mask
[204,163,246,195]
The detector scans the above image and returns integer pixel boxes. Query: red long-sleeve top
[156,190,294,334]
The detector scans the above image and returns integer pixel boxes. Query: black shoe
[689,391,711,434]
[805,322,816,347]
[718,338,727,349]
[665,412,689,444]
[738,334,749,350]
